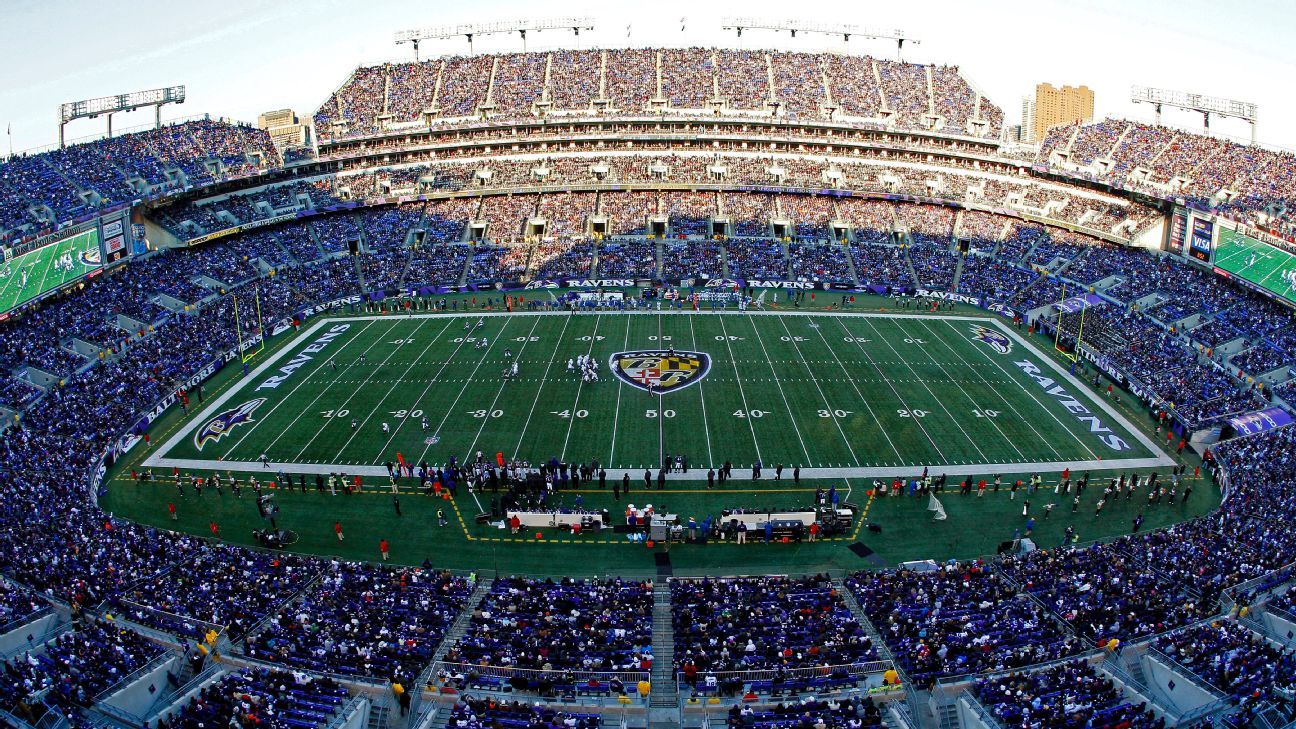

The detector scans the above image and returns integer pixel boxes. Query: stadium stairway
[648,579,680,727]
[840,239,861,288]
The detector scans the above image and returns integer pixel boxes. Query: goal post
[233,284,267,364]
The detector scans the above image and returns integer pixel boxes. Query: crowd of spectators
[847,562,1080,687]
[671,575,876,673]
[243,564,475,681]
[974,660,1164,729]
[445,577,653,672]
[1154,619,1296,707]
[1,118,275,240]
[313,50,1004,140]
[155,668,351,729]
[1039,118,1296,231]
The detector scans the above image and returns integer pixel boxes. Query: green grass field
[0,229,102,313]
[149,311,1164,476]
[92,303,1214,575]
[1215,227,1296,305]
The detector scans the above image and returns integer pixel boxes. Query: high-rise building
[1020,97,1036,143]
[258,108,312,150]
[1030,83,1094,142]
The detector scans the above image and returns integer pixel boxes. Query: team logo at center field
[193,398,266,451]
[969,325,1013,354]
[610,351,711,393]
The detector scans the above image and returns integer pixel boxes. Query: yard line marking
[685,313,715,467]
[741,314,813,464]
[347,317,458,460]
[227,318,387,459]
[414,317,517,466]
[919,319,1064,461]
[773,316,859,464]
[461,316,543,462]
[895,318,1028,461]
[939,319,1100,460]
[655,313,664,468]
[857,316,988,462]
[289,318,439,461]
[831,317,948,462]
[511,313,574,460]
[607,315,633,466]
[716,314,763,465]
[561,313,603,460]
[806,315,904,464]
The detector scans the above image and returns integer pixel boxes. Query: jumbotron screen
[1214,227,1296,306]
[0,228,102,315]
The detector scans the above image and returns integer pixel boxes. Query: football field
[1214,227,1296,305]
[0,229,102,314]
[147,310,1169,479]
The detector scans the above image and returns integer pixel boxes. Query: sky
[2,0,1294,153]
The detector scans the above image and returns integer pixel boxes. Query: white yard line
[333,317,457,462]
[412,317,517,466]
[607,315,634,466]
[857,316,989,463]
[461,316,543,461]
[685,313,716,467]
[366,318,485,461]
[289,319,433,461]
[560,313,603,460]
[830,317,949,462]
[511,314,574,460]
[741,314,815,465]
[920,319,1067,461]
[892,318,1029,461]
[773,316,859,465]
[986,318,1168,459]
[807,315,904,465]
[226,319,387,459]
[716,313,763,465]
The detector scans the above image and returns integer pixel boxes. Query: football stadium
[1,5,1295,728]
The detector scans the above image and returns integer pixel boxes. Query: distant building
[1029,83,1094,142]
[1019,97,1036,143]
[258,109,311,150]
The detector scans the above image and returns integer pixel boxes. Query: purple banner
[1055,293,1106,314]
[1228,407,1294,437]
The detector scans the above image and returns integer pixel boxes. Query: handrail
[92,650,174,703]
[1145,646,1227,700]
[957,689,1006,729]
[674,659,893,684]
[436,661,650,686]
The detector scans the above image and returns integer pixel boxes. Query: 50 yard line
[685,313,715,467]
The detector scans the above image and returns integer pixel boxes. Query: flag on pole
[927,493,947,520]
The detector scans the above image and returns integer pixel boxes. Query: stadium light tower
[1131,86,1258,143]
[58,86,185,148]
[395,17,594,59]
[721,18,918,59]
